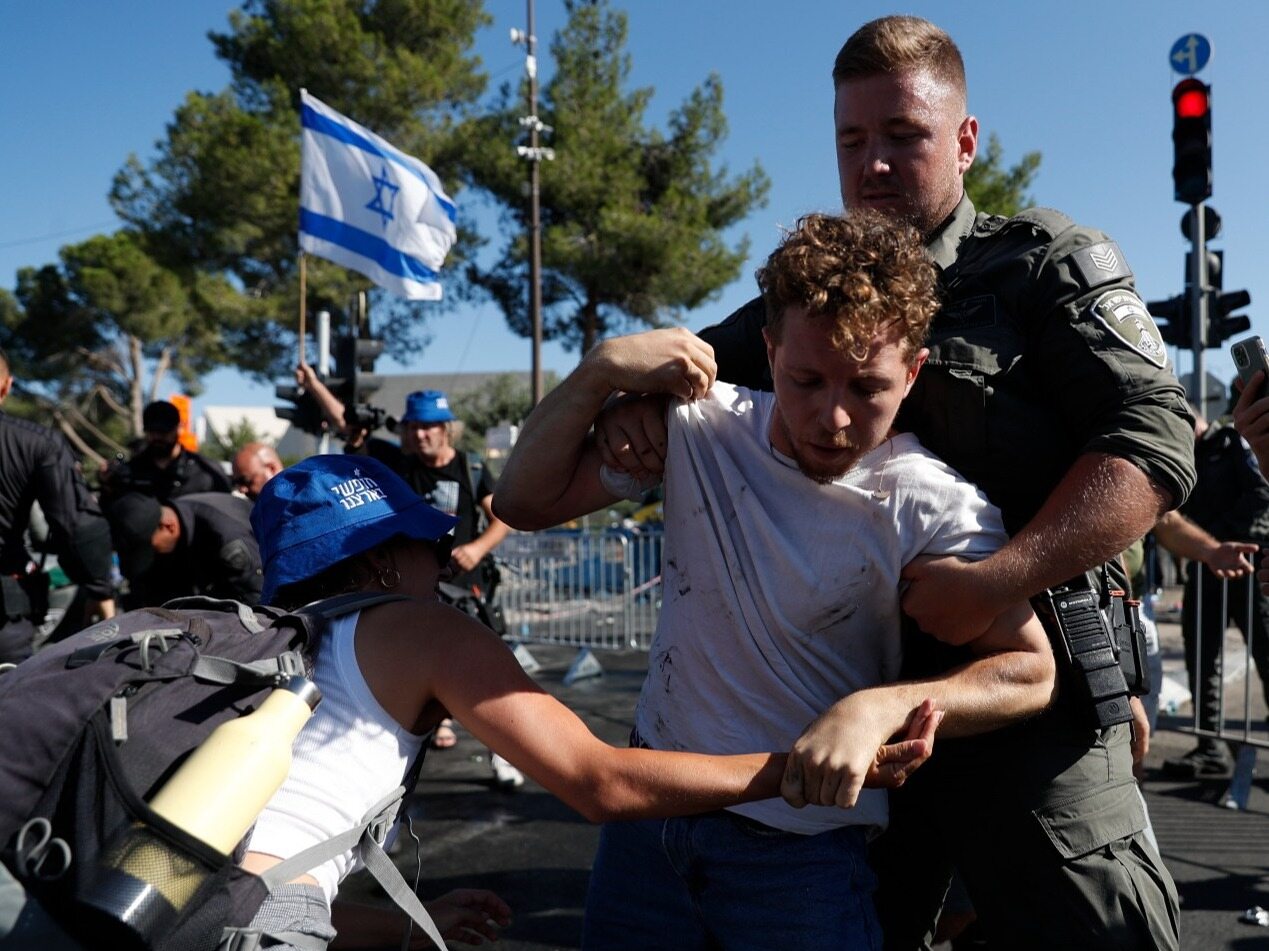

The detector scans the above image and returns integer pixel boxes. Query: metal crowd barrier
[496,529,663,653]
[1174,570,1269,809]
[1182,571,1269,749]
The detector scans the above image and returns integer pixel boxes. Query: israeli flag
[299,89,456,301]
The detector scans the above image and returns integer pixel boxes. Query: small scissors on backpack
[14,818,71,881]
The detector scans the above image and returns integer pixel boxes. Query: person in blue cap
[296,370,509,600]
[298,368,513,761]
[240,453,940,950]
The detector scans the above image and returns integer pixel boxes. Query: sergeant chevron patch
[1089,290,1168,368]
[1089,246,1119,271]
[1070,241,1133,289]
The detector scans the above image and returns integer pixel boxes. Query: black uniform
[360,440,498,592]
[108,445,232,503]
[701,196,1194,950]
[1178,422,1269,758]
[125,493,261,609]
[0,412,113,663]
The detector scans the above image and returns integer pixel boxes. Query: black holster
[1033,570,1135,729]
[1110,593,1152,699]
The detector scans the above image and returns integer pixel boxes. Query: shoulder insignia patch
[1088,290,1167,368]
[1070,241,1134,289]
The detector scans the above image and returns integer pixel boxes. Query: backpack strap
[188,651,308,687]
[161,597,278,633]
[458,450,488,532]
[294,591,411,621]
[359,834,447,951]
[190,594,411,691]
[251,785,447,951]
[464,451,484,499]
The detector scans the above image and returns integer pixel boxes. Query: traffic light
[274,383,326,436]
[1172,78,1212,205]
[1205,288,1251,348]
[1186,249,1223,292]
[333,334,386,407]
[1148,296,1191,348]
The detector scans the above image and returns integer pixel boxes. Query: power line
[0,219,119,251]
[446,308,485,393]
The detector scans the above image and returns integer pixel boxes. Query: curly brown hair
[757,210,939,361]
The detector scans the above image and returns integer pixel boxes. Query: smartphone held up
[1231,336,1269,397]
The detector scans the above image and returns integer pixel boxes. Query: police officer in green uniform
[601,15,1193,950]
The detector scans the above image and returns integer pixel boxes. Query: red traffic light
[1172,78,1212,204]
[1173,78,1210,118]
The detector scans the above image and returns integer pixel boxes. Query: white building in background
[197,405,319,460]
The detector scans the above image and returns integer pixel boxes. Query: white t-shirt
[621,382,1006,835]
[246,611,427,906]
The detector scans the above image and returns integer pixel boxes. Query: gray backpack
[0,593,447,951]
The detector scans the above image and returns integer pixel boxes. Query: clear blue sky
[1,1,1264,410]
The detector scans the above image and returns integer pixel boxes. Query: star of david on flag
[299,89,456,301]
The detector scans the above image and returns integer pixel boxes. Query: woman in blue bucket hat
[240,454,936,949]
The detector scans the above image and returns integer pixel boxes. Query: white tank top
[246,610,427,906]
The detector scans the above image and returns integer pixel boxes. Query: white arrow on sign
[1170,33,1211,75]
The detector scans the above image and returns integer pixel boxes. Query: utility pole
[513,1,555,405]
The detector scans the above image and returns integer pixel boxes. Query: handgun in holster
[1033,568,1148,729]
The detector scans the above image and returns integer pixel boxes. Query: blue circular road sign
[1170,34,1211,75]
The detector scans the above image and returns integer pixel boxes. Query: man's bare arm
[296,363,353,438]
[1154,510,1257,578]
[494,328,716,531]
[901,452,1172,645]
[783,601,1054,809]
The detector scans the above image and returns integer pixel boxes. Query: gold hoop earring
[377,567,401,590]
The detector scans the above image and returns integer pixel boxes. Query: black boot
[1161,740,1234,779]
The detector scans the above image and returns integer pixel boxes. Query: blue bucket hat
[251,454,458,604]
[401,389,456,425]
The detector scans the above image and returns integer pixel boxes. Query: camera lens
[1235,350,1249,368]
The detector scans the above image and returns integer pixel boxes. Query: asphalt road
[342,614,1269,951]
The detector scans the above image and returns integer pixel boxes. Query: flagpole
[298,250,308,367]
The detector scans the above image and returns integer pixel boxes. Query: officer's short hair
[757,210,938,363]
[0,346,10,377]
[832,15,966,103]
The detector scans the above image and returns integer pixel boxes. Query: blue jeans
[581,813,880,951]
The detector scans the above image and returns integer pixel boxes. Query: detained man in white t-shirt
[494,210,1055,951]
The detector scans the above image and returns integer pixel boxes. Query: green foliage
[110,0,493,378]
[463,0,769,353]
[202,415,266,462]
[450,372,558,454]
[1,231,225,445]
[964,132,1042,218]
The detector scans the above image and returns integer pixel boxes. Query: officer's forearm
[1153,510,1220,562]
[848,615,1054,739]
[933,602,1056,735]
[976,452,1169,603]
